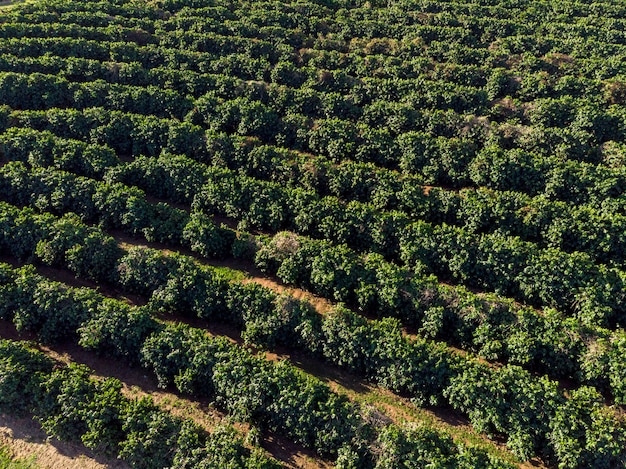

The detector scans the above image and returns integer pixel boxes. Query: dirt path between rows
[112,230,334,314]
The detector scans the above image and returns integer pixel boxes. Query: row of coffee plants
[0,339,281,469]
[0,262,516,468]
[184,161,626,326]
[3,121,625,328]
[1,149,624,398]
[3,0,625,104]
[3,0,626,467]
[252,233,626,401]
[0,201,624,465]
[2,31,625,192]
[4,108,626,270]
[0,71,192,118]
[2,121,625,389]
[0,37,623,195]
[0,61,624,225]
[193,137,626,266]
[5,0,626,94]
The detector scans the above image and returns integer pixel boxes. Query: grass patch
[0,444,37,469]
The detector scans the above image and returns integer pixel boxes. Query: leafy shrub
[549,387,626,469]
[444,363,563,460]
[36,364,125,455]
[119,397,183,469]
[0,340,53,414]
[183,212,236,259]
[12,279,98,344]
[78,300,160,364]
[141,324,230,397]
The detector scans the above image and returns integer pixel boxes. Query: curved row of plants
[114,151,626,327]
[1,144,624,400]
[2,122,626,330]
[2,59,626,203]
[2,1,626,468]
[0,200,624,466]
[4,110,626,270]
[0,261,518,468]
[0,33,623,196]
[1,29,621,149]
[6,0,626,92]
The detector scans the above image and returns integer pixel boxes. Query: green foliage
[140,323,231,397]
[0,127,119,177]
[147,257,231,320]
[105,154,207,204]
[242,293,322,352]
[607,333,626,405]
[64,228,123,282]
[12,279,98,344]
[376,425,458,469]
[36,364,125,455]
[444,364,564,461]
[174,423,282,469]
[322,306,452,405]
[549,387,626,469]
[34,213,122,281]
[3,0,626,466]
[375,424,516,469]
[0,340,53,414]
[119,397,182,469]
[213,356,359,456]
[0,337,278,468]
[116,247,180,295]
[183,212,236,259]
[78,300,160,364]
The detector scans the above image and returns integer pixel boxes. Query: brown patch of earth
[262,432,333,469]
[241,277,333,314]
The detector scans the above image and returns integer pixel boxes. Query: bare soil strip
[112,230,335,313]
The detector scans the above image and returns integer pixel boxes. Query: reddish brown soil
[111,231,334,314]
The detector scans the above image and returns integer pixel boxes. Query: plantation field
[0,0,625,467]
